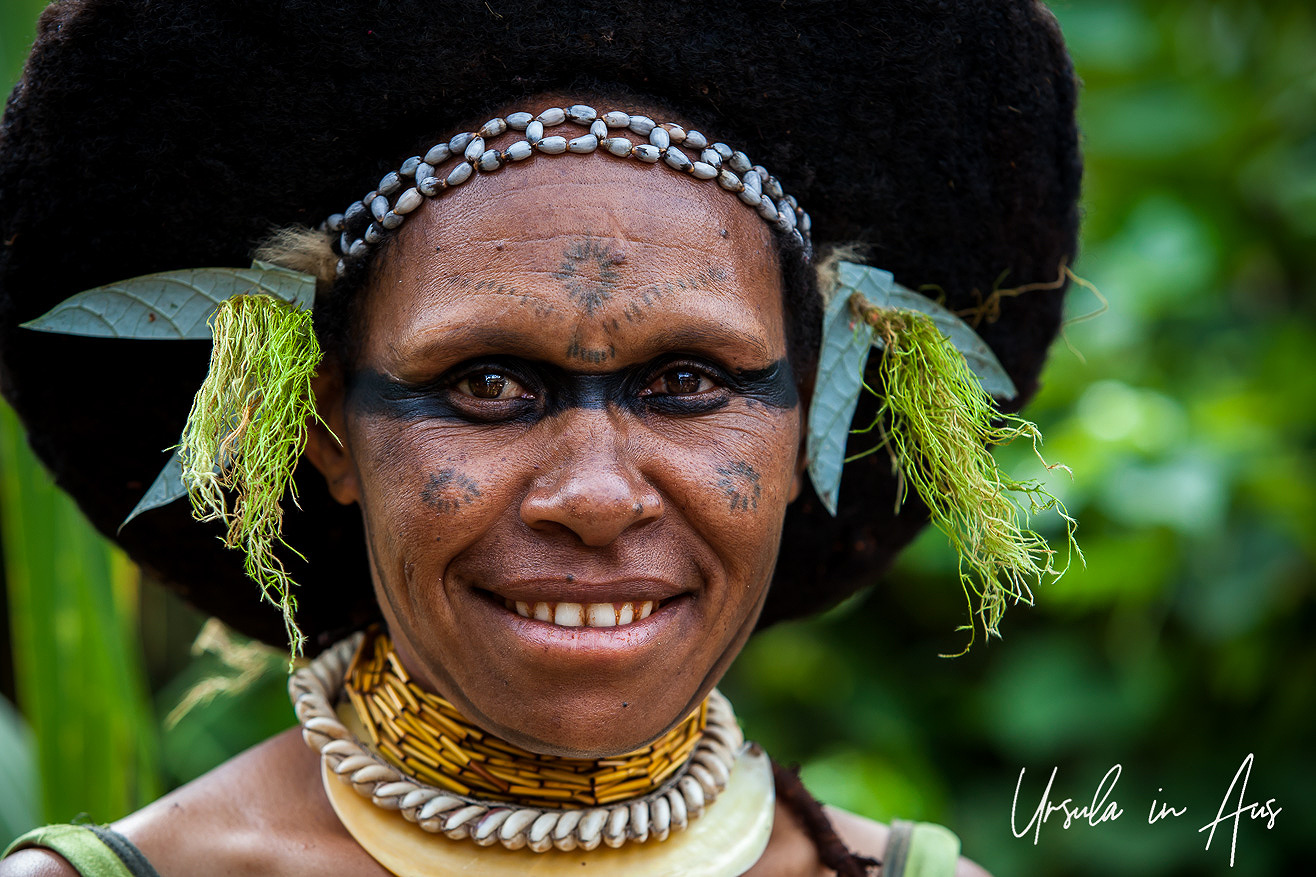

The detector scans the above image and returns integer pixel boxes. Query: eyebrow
[388,324,536,365]
[392,320,774,365]
[641,325,772,360]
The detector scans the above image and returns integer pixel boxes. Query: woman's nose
[520,414,662,546]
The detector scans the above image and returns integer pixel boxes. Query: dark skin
[1,106,990,876]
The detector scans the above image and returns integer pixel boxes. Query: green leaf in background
[21,263,315,340]
[0,694,37,842]
[0,402,161,831]
[0,0,45,91]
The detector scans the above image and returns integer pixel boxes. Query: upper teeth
[509,600,656,627]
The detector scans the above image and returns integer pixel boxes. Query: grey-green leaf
[120,450,186,531]
[806,285,875,516]
[836,261,1018,400]
[21,263,315,339]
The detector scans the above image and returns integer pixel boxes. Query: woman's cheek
[680,416,800,555]
[350,422,491,546]
[407,460,501,545]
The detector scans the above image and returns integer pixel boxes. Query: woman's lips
[469,587,694,666]
[477,576,685,631]
[504,598,660,627]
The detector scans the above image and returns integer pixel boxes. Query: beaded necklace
[291,630,748,853]
[343,627,708,809]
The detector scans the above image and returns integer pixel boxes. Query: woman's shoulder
[119,727,383,877]
[0,846,78,877]
[824,806,993,877]
[2,728,383,877]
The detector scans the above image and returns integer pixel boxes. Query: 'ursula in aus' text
[1011,753,1281,868]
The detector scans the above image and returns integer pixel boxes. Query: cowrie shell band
[323,103,812,277]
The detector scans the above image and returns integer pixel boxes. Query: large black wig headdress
[0,0,1081,650]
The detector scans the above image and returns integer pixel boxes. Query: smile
[502,599,663,627]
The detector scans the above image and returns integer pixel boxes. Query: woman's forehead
[360,155,787,370]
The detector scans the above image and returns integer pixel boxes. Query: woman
[0,1,1080,874]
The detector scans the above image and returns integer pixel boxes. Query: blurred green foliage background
[1,1,1312,874]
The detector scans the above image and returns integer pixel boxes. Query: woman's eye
[455,371,526,400]
[648,367,716,396]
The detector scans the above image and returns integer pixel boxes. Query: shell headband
[23,103,1077,657]
[327,103,811,277]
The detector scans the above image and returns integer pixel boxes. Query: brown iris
[663,369,703,395]
[468,372,508,399]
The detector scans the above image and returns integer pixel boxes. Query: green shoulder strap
[3,824,160,877]
[883,819,962,877]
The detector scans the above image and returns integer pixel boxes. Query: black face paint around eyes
[345,367,631,420]
[345,356,800,424]
[722,359,799,410]
[346,368,502,422]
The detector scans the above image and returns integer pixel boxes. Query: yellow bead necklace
[343,628,708,810]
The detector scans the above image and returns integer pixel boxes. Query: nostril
[520,466,662,546]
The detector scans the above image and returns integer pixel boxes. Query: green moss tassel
[849,296,1081,654]
[178,293,323,657]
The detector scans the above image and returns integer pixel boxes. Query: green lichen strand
[178,293,322,658]
[849,295,1081,654]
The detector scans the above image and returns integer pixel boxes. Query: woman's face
[309,141,805,757]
